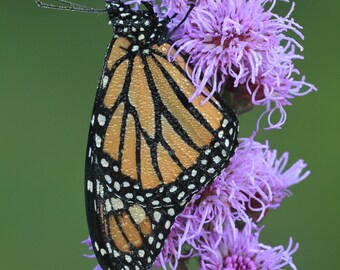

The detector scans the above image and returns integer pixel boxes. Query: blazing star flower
[161,0,316,128]
[218,138,310,221]
[196,223,298,270]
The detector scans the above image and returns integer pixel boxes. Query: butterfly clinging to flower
[37,0,239,269]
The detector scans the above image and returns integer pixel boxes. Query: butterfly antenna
[158,3,195,44]
[36,0,106,13]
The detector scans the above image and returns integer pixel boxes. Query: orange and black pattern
[85,1,239,270]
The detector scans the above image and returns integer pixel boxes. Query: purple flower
[155,221,299,270]
[82,237,97,259]
[218,138,310,220]
[165,0,316,128]
[93,265,103,270]
[197,223,298,270]
[154,137,308,268]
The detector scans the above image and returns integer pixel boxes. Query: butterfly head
[105,0,168,47]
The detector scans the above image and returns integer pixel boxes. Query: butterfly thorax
[106,1,168,50]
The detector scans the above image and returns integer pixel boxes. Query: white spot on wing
[213,156,221,163]
[188,184,195,189]
[131,45,139,52]
[138,250,145,257]
[208,168,215,174]
[104,175,112,184]
[225,138,230,147]
[165,220,171,229]
[136,195,144,202]
[111,198,124,210]
[113,250,120,257]
[87,180,93,192]
[129,204,146,224]
[170,186,177,192]
[163,197,171,203]
[105,199,112,212]
[106,243,112,253]
[125,255,132,262]
[168,208,175,216]
[114,182,120,191]
[152,200,160,206]
[102,76,109,88]
[153,211,161,222]
[97,114,106,126]
[101,158,109,167]
[148,236,154,244]
[125,193,133,199]
[178,191,185,200]
[95,134,102,148]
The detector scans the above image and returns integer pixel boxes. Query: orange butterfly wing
[85,36,238,270]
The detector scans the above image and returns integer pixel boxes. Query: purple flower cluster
[82,0,313,269]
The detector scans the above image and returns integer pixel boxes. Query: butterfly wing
[85,37,239,270]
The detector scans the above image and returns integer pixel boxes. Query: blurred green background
[0,0,339,269]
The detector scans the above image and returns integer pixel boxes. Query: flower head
[166,0,316,128]
[197,223,298,270]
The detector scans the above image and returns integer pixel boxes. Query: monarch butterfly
[38,0,239,269]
